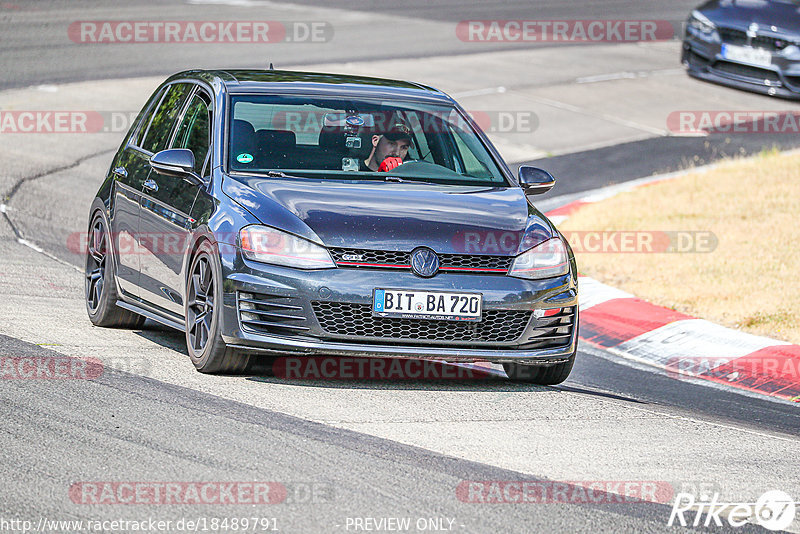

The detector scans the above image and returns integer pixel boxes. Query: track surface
[1,1,799,533]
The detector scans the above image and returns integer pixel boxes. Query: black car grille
[328,248,513,274]
[520,307,576,349]
[718,27,794,52]
[312,302,532,345]
[711,61,781,84]
[238,292,310,336]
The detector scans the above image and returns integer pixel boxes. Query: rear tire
[503,353,575,386]
[85,210,146,329]
[185,241,250,373]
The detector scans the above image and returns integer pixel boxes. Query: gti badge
[341,254,365,261]
[410,247,440,278]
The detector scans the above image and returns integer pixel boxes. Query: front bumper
[218,251,578,365]
[682,30,800,100]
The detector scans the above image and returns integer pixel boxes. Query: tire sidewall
[185,240,226,369]
[85,209,114,321]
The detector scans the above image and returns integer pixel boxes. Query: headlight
[508,238,569,280]
[688,10,717,37]
[239,225,335,269]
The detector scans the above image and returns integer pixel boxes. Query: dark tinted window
[132,88,166,148]
[173,91,211,172]
[140,83,192,154]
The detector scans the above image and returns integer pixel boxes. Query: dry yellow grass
[560,149,800,343]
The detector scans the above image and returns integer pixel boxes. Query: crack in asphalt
[1,148,114,270]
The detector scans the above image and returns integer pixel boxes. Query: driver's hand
[378,157,403,172]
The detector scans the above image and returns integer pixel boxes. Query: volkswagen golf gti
[84,69,578,384]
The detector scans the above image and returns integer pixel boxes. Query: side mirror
[518,166,556,196]
[150,149,203,186]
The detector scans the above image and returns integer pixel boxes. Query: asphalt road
[1,1,800,533]
[0,0,702,90]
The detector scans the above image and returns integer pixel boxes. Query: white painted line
[576,68,684,84]
[17,238,82,273]
[616,319,790,368]
[581,342,799,409]
[576,72,637,84]
[578,277,633,311]
[514,92,669,137]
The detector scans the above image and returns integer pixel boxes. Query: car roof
[167,69,455,104]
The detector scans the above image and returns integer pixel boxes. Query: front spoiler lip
[222,330,577,365]
[687,67,800,100]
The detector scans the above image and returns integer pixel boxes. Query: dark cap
[383,122,412,142]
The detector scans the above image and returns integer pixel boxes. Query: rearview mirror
[518,166,556,196]
[150,149,203,186]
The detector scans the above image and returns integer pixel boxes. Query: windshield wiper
[383,176,437,185]
[261,170,311,180]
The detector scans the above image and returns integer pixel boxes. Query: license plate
[721,44,772,68]
[373,289,482,322]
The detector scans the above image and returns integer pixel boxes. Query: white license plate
[373,289,482,322]
[721,44,772,68]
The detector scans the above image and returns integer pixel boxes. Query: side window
[173,90,212,172]
[140,83,192,154]
[132,88,165,148]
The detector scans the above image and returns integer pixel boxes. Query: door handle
[143,178,159,192]
[113,166,128,178]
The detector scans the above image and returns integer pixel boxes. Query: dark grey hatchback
[85,69,578,384]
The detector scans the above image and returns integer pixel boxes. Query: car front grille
[238,292,310,336]
[520,306,576,349]
[311,302,574,349]
[710,61,781,85]
[237,292,575,350]
[718,27,794,52]
[328,247,513,274]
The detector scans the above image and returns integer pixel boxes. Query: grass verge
[559,149,799,344]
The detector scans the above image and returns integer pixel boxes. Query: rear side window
[140,83,192,154]
[173,91,212,172]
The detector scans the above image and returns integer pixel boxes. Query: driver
[361,122,413,172]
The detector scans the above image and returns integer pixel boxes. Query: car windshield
[227,95,508,186]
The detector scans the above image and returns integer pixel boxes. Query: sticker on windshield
[346,115,365,127]
[236,153,253,164]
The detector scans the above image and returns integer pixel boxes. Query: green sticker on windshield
[236,153,253,164]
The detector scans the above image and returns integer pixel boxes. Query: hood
[698,0,800,34]
[222,175,554,256]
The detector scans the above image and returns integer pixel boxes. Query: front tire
[185,241,250,373]
[85,210,146,328]
[503,352,575,386]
